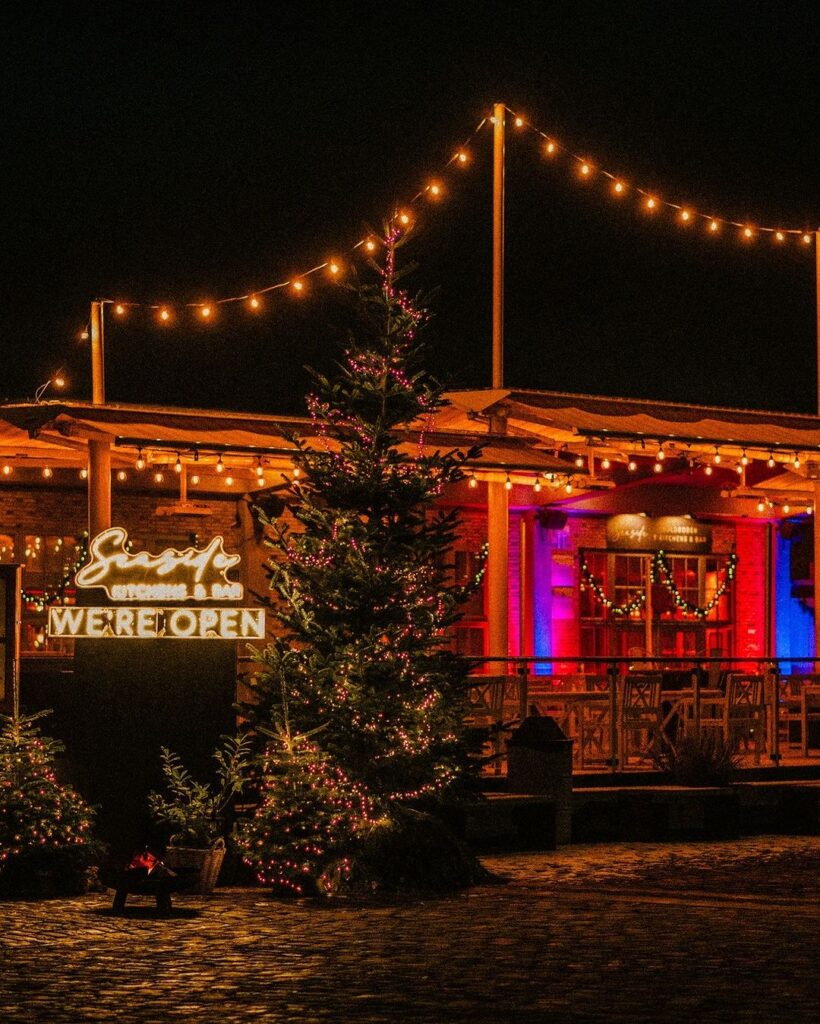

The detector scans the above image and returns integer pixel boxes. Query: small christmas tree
[0,711,98,895]
[244,233,484,891]
[239,697,376,895]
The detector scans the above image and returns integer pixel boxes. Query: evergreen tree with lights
[242,230,485,892]
[0,711,99,896]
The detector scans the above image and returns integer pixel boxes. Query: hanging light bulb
[743,226,754,240]
[704,464,713,476]
[645,197,657,211]
[328,259,341,276]
[601,457,611,470]
[757,500,766,512]
[469,473,478,489]
[136,450,145,470]
[544,140,556,156]
[628,459,637,472]
[653,461,663,473]
[116,470,127,482]
[741,451,749,466]
[255,458,264,478]
[41,466,52,478]
[428,182,442,198]
[565,481,573,494]
[455,150,468,164]
[249,295,260,310]
[174,453,183,474]
[534,476,542,493]
[291,279,305,294]
[364,238,377,252]
[767,452,776,468]
[735,464,743,475]
[225,475,234,487]
[793,452,801,469]
[775,231,785,242]
[114,303,126,315]
[292,466,301,479]
[808,505,814,516]
[803,233,813,245]
[77,467,87,480]
[398,211,411,226]
[158,307,171,323]
[613,181,625,195]
[190,474,200,485]
[153,471,164,483]
[709,220,719,233]
[713,448,721,464]
[1,464,12,476]
[514,116,524,128]
[783,503,790,515]
[680,209,691,223]
[216,455,224,474]
[579,162,591,177]
[199,305,212,319]
[505,474,512,491]
[574,454,585,468]
[656,445,666,461]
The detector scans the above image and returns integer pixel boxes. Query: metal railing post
[517,660,529,722]
[769,662,781,765]
[608,661,619,772]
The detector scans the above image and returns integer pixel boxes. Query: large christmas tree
[0,711,98,895]
[241,234,482,891]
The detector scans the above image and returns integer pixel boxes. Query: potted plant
[148,733,252,893]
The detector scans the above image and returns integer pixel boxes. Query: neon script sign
[74,527,243,602]
[47,526,266,641]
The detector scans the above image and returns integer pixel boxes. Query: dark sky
[2,1,819,416]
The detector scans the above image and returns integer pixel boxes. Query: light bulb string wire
[98,117,488,313]
[506,105,817,238]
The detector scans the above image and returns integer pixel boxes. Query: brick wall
[733,521,769,661]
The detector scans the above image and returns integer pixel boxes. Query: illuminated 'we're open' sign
[47,527,265,641]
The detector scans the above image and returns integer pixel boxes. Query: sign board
[606,514,712,553]
[47,527,264,641]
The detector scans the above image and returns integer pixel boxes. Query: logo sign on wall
[605,514,712,553]
[48,527,265,641]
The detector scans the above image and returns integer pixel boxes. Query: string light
[292,466,301,479]
[612,181,625,195]
[79,468,88,480]
[601,457,611,469]
[292,279,305,295]
[741,450,749,466]
[757,500,766,512]
[628,459,637,472]
[255,458,264,478]
[190,474,200,485]
[505,474,512,491]
[249,295,260,310]
[680,209,691,223]
[158,308,171,323]
[199,305,212,319]
[455,150,469,164]
[428,182,442,198]
[153,471,164,483]
[709,220,719,233]
[136,450,146,470]
[653,461,663,473]
[2,464,11,476]
[713,448,722,465]
[116,470,127,482]
[574,454,585,468]
[544,140,556,156]
[174,453,183,473]
[328,260,341,276]
[534,476,542,493]
[565,481,573,494]
[114,303,126,315]
[767,452,776,468]
[225,475,234,487]
[704,464,713,476]
[656,445,666,461]
[469,472,478,488]
[216,455,225,474]
[793,452,801,469]
[42,467,53,479]
[783,503,791,515]
[579,162,591,177]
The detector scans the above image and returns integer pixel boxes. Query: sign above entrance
[606,515,712,553]
[75,527,242,602]
[48,605,265,641]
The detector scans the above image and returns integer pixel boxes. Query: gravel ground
[1,836,819,1023]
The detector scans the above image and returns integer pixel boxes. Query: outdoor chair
[466,675,525,774]
[576,676,613,768]
[699,674,766,764]
[619,673,663,766]
[779,675,820,758]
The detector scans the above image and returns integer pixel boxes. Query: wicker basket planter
[164,838,226,894]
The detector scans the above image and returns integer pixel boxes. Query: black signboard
[606,514,712,553]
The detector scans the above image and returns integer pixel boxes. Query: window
[21,534,83,654]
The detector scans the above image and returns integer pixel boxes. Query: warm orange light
[42,467,53,479]
[645,197,657,211]
[114,304,125,316]
[159,308,171,322]
[153,471,164,483]
[514,116,524,128]
[579,162,591,176]
[469,473,478,488]
[545,140,556,156]
[709,220,719,233]
[613,181,625,194]
[601,457,611,469]
[653,462,663,473]
[53,374,66,389]
[803,233,813,245]
[775,231,785,242]
[292,279,304,294]
[428,182,442,198]
[743,226,754,240]
[328,260,340,276]
[79,468,88,481]
[365,239,377,252]
[249,295,260,310]
[292,466,301,478]
[455,150,468,164]
[628,460,637,472]
[116,470,127,482]
[704,464,713,476]
[200,305,212,319]
[1,464,12,476]
[680,209,691,223]
[225,476,234,487]
[190,474,200,485]
[565,482,573,494]
[398,211,411,225]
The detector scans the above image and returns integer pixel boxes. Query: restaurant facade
[1,389,820,773]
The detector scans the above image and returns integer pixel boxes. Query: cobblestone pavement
[2,836,819,1023]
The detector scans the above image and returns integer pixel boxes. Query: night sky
[3,2,820,416]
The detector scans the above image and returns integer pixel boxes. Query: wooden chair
[619,673,663,766]
[700,674,766,764]
[779,675,820,758]
[576,678,613,768]
[466,675,525,774]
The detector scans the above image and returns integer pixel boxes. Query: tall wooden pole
[486,103,509,668]
[88,300,111,538]
[492,102,505,389]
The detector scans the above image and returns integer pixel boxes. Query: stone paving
[1,836,819,1023]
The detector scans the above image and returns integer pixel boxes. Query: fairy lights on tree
[241,230,481,892]
[0,711,98,895]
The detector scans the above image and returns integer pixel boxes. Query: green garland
[20,532,89,612]
[580,550,738,620]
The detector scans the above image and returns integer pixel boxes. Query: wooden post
[88,300,111,537]
[644,556,654,657]
[492,102,505,389]
[487,477,509,670]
